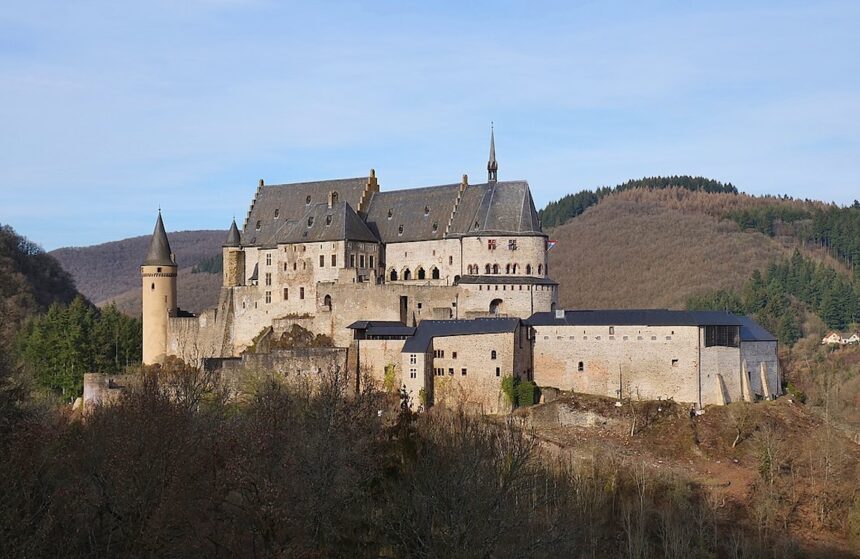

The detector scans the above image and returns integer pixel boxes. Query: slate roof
[143,212,175,266]
[224,219,241,247]
[527,309,776,343]
[402,318,521,353]
[240,174,545,247]
[364,183,460,243]
[269,202,377,245]
[243,177,368,245]
[738,316,778,342]
[455,275,558,286]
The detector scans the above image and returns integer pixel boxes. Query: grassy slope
[548,188,844,309]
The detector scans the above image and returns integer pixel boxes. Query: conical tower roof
[143,211,175,266]
[224,218,241,247]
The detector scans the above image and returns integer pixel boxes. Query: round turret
[141,211,177,364]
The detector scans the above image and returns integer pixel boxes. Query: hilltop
[50,230,225,316]
[548,188,846,310]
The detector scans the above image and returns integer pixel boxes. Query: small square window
[452,351,457,359]
[461,368,467,376]
[671,359,679,367]
[577,361,584,372]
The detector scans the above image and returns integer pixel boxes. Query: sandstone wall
[741,341,780,398]
[533,324,704,404]
[357,339,406,391]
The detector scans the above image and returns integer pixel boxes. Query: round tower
[141,210,177,364]
[222,218,245,288]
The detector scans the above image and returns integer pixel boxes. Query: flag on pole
[547,240,558,251]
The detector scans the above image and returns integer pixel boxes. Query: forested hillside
[0,224,79,362]
[50,230,226,306]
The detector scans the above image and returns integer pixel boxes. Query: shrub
[382,363,397,393]
[517,380,538,407]
[501,375,519,407]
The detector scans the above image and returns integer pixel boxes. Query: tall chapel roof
[142,211,175,266]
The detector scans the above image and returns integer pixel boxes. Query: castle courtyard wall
[357,339,406,391]
[741,341,780,399]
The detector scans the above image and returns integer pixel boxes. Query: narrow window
[360,255,365,268]
[410,354,417,365]
[151,283,155,290]
[448,255,453,265]
[319,255,325,267]
[369,255,374,268]
[325,215,332,226]
[452,351,457,359]
[495,367,501,377]
[609,326,615,335]
[387,209,393,219]
[461,368,467,376]
[526,264,532,274]
[266,253,272,266]
[491,350,497,360]
[331,254,337,266]
[300,287,305,299]
[283,287,288,300]
[274,208,279,218]
[264,272,272,286]
[350,254,355,267]
[398,225,404,235]
[307,216,314,227]
[409,368,417,379]
[578,361,584,372]
[265,291,271,303]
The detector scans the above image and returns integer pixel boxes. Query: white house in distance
[822,332,860,345]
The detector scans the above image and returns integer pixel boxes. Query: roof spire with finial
[143,209,175,266]
[487,122,498,183]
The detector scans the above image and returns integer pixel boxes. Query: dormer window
[424,206,430,215]
[432,221,438,232]
[473,221,480,230]
[306,195,311,205]
[274,208,280,219]
[325,215,332,226]
[398,225,404,235]
[255,220,261,231]
[387,209,393,219]
[307,216,314,227]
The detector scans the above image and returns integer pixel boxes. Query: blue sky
[1,1,859,250]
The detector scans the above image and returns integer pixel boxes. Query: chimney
[555,309,564,319]
[460,174,468,193]
[259,179,264,188]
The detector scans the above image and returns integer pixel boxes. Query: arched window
[491,350,497,360]
[538,264,543,275]
[331,191,339,204]
[505,264,511,274]
[485,264,491,274]
[453,275,461,283]
[390,269,398,281]
[324,294,332,311]
[526,264,532,275]
[489,298,503,315]
[512,264,518,274]
[403,268,412,281]
[431,267,440,279]
[492,264,499,274]
[417,267,426,280]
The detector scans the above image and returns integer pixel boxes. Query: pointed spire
[143,210,175,266]
[225,218,241,247]
[487,122,498,183]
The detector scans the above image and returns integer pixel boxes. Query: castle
[141,132,780,412]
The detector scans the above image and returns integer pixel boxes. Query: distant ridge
[50,230,226,316]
